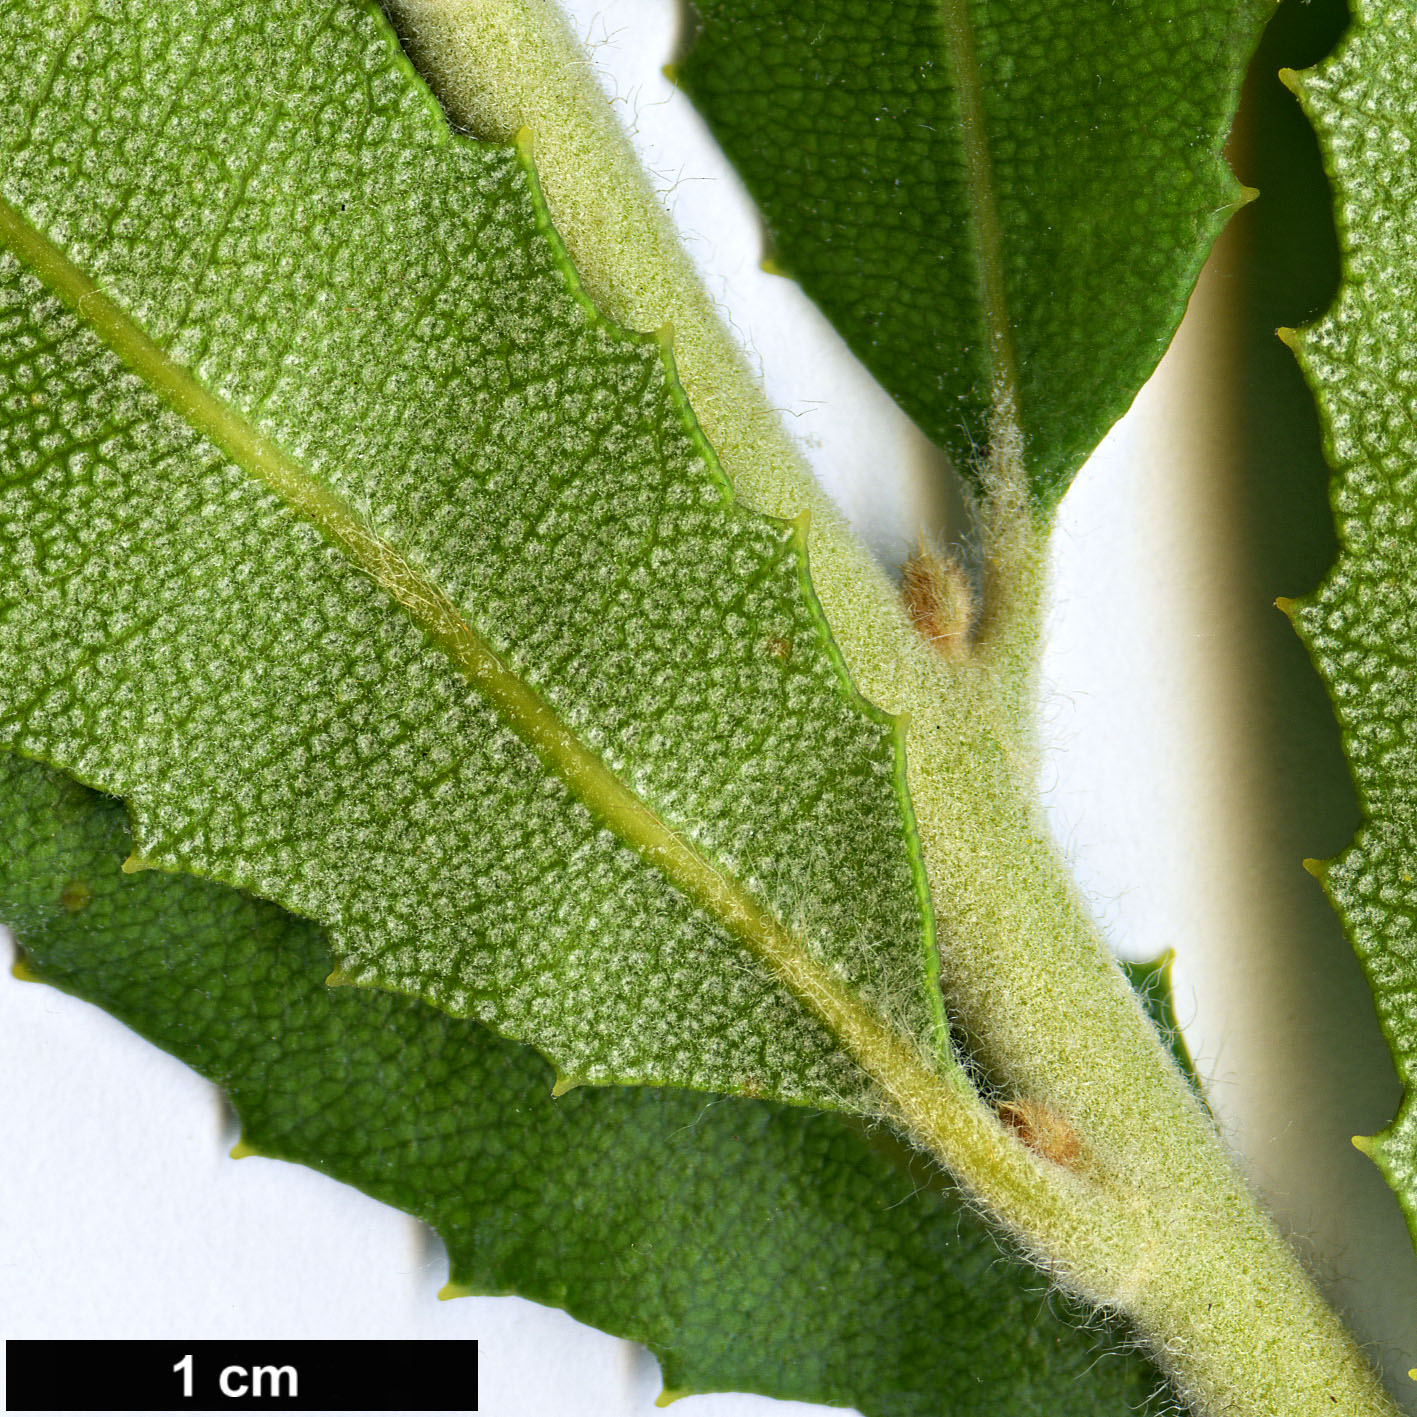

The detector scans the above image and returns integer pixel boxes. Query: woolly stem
[382,2,1400,1411]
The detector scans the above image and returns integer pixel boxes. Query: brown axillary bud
[998,1098,1081,1168]
[902,544,977,661]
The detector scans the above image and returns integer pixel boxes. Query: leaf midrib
[935,0,1019,442]
[0,191,964,1119]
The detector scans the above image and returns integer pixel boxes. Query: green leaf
[0,0,944,1108]
[675,0,1275,509]
[1119,953,1206,1105]
[1284,0,1417,1248]
[0,750,1168,1415]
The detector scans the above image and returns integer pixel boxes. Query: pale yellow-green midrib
[0,196,1062,1213]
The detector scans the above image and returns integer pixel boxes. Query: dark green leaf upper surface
[678,0,1273,508]
[0,0,942,1105]
[1287,0,1417,1244]
[0,752,1166,1416]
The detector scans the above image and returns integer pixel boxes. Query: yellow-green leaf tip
[660,62,679,84]
[759,253,790,277]
[1351,1134,1376,1159]
[550,1074,583,1098]
[655,1388,693,1408]
[438,1281,473,1302]
[1302,857,1326,880]
[229,1138,261,1160]
[120,853,155,875]
[1276,325,1300,351]
[10,952,44,984]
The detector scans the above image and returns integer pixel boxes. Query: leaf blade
[677,0,1275,507]
[0,0,942,1106]
[1285,0,1417,1246]
[0,749,1168,1416]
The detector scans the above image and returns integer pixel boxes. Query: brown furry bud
[998,1099,1081,1168]
[902,546,977,660]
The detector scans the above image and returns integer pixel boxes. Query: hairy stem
[383,1,1400,1411]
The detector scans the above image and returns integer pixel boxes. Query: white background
[3,1,1416,1413]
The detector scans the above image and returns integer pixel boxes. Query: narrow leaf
[0,751,1168,1416]
[0,0,942,1107]
[1285,0,1417,1245]
[676,0,1274,508]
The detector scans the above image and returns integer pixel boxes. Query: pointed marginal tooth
[660,62,679,85]
[655,1388,692,1408]
[229,1138,261,1161]
[1302,857,1328,881]
[120,853,157,875]
[438,1280,473,1302]
[550,1074,583,1099]
[324,966,355,988]
[514,124,535,162]
[10,952,45,983]
[1276,324,1302,353]
[759,253,790,277]
[1351,1133,1376,1159]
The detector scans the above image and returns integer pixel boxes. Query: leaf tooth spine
[120,852,157,874]
[437,1280,473,1302]
[758,252,790,278]
[550,1074,583,1098]
[324,966,356,988]
[1275,324,1302,353]
[229,1138,261,1161]
[1351,1133,1376,1159]
[1302,857,1328,881]
[654,1387,692,1408]
[10,951,44,983]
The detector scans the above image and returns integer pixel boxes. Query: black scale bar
[3,1339,477,1412]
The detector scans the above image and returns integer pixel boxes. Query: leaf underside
[1287,0,1417,1247]
[0,0,943,1108]
[677,0,1275,509]
[0,752,1168,1416]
